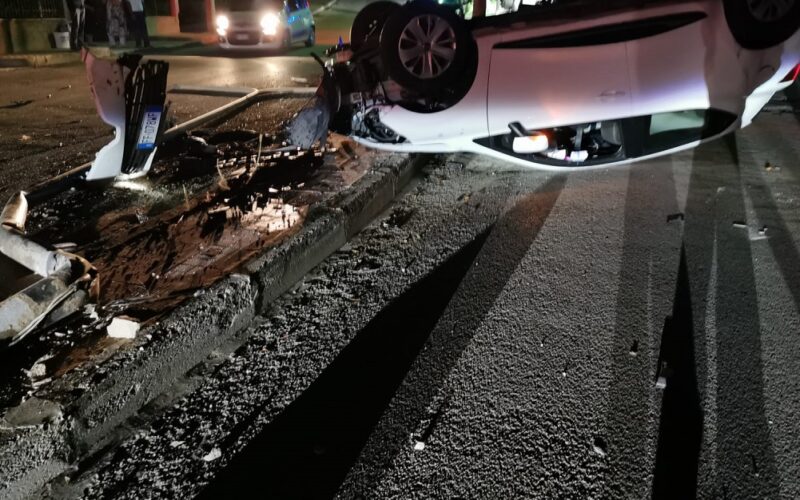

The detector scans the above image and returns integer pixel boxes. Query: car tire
[723,0,800,49]
[350,1,401,51]
[305,25,316,47]
[379,0,476,95]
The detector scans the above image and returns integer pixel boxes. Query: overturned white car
[322,0,800,169]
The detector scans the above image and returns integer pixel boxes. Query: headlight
[260,12,280,36]
[215,14,229,35]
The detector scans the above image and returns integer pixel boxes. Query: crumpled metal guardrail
[0,193,97,346]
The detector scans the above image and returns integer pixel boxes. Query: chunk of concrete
[107,316,140,339]
[1,397,63,428]
[202,448,222,462]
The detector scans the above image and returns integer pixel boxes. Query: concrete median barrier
[0,152,423,499]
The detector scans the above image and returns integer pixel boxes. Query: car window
[224,0,283,11]
[475,120,627,167]
[474,109,736,167]
[623,109,737,157]
[286,0,301,11]
[494,12,706,48]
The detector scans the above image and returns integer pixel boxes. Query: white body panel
[368,0,800,169]
[84,51,158,181]
[626,4,738,116]
[487,41,630,135]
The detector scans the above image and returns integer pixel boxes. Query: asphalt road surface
[33,85,800,499]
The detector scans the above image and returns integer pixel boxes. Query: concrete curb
[0,153,423,499]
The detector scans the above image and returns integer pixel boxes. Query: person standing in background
[126,0,151,48]
[67,0,86,49]
[106,0,128,46]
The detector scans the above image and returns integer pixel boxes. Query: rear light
[782,63,800,83]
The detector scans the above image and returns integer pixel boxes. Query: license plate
[136,106,162,151]
[235,33,250,41]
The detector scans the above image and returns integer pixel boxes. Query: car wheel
[724,0,800,49]
[380,0,475,95]
[350,1,401,51]
[305,26,316,47]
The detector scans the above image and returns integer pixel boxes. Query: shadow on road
[741,85,800,318]
[785,81,800,125]
[651,246,703,499]
[198,229,491,499]
[602,159,682,497]
[665,134,780,498]
[198,175,566,499]
[337,175,567,497]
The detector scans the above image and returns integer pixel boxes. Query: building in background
[0,0,69,53]
[0,0,217,54]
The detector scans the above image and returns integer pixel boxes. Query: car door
[625,10,744,118]
[487,28,631,137]
[285,0,306,41]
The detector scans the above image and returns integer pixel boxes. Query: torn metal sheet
[0,191,28,232]
[0,267,75,343]
[0,194,97,345]
[284,95,332,149]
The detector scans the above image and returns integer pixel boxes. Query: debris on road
[202,448,222,462]
[655,361,670,390]
[184,135,218,157]
[28,359,49,380]
[107,317,140,339]
[592,436,607,457]
[284,96,331,150]
[1,191,28,232]
[0,193,98,346]
[84,303,99,320]
[1,100,33,109]
[666,212,684,223]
